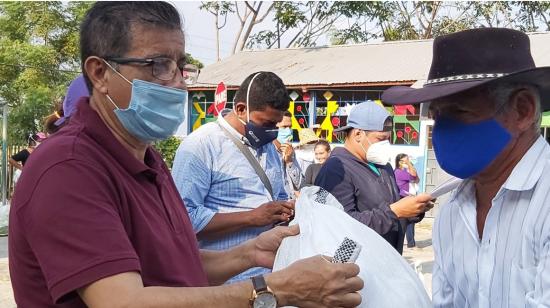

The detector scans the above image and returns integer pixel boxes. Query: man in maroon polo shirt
[8,2,363,307]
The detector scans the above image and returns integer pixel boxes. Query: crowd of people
[6,2,550,307]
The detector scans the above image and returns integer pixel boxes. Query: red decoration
[298,118,305,124]
[296,105,302,112]
[331,117,340,126]
[302,93,311,102]
[405,126,412,133]
[397,131,404,138]
[412,132,418,139]
[394,105,416,115]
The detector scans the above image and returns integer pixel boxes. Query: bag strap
[217,121,274,199]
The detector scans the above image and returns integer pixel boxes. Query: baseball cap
[55,74,89,126]
[334,101,392,133]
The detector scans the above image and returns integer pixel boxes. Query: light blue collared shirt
[433,136,550,307]
[172,115,288,282]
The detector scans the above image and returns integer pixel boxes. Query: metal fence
[2,145,25,200]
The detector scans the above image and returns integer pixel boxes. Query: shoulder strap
[217,122,274,199]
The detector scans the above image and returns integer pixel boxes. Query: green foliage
[186,53,204,70]
[241,1,550,48]
[154,136,182,169]
[0,2,203,145]
[0,1,94,145]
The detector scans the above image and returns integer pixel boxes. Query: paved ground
[0,220,435,306]
[0,236,14,308]
[403,218,435,298]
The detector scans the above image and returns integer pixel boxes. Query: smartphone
[331,237,362,263]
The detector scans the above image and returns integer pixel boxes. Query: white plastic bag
[0,204,9,235]
[273,186,431,308]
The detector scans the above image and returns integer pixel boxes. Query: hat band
[426,73,509,85]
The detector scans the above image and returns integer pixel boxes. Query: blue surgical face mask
[277,127,293,143]
[235,72,279,148]
[432,116,511,179]
[105,63,187,144]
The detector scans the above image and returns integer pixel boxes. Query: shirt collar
[501,135,548,191]
[450,135,549,203]
[217,112,250,146]
[72,97,161,177]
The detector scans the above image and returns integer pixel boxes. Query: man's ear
[84,56,109,95]
[508,89,538,132]
[353,129,363,143]
[234,102,247,118]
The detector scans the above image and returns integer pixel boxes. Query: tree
[199,2,234,61]
[248,2,379,49]
[232,1,275,53]
[201,1,550,56]
[0,2,204,146]
[514,1,550,32]
[0,1,93,145]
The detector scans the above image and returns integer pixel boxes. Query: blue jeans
[406,223,416,247]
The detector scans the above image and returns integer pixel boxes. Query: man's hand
[268,255,363,308]
[280,143,294,164]
[249,200,295,227]
[245,225,300,269]
[390,193,434,218]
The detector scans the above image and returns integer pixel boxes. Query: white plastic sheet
[0,205,9,235]
[273,186,431,308]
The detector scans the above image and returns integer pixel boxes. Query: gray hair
[487,82,542,131]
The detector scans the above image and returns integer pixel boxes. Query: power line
[187,33,233,45]
[186,43,232,53]
[0,62,80,74]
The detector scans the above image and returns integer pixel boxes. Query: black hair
[283,110,292,118]
[28,134,40,147]
[315,139,331,152]
[395,153,408,170]
[80,1,183,92]
[233,72,290,112]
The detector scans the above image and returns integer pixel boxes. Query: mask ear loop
[103,59,132,85]
[245,72,262,122]
[102,59,131,110]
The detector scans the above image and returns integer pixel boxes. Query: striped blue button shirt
[172,115,288,283]
[433,136,550,307]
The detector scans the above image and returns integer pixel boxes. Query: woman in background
[394,153,419,248]
[10,133,46,184]
[303,140,331,186]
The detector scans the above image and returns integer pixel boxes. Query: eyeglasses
[104,57,200,84]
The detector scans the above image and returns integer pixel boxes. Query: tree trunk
[237,2,262,52]
[215,13,220,61]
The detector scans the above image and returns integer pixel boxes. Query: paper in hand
[430,177,463,199]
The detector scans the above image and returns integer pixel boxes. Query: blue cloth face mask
[432,116,512,179]
[277,127,293,143]
[236,72,279,148]
[238,118,279,149]
[105,65,187,144]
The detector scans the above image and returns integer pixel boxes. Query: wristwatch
[249,275,277,308]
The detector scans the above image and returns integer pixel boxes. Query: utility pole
[277,17,281,49]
